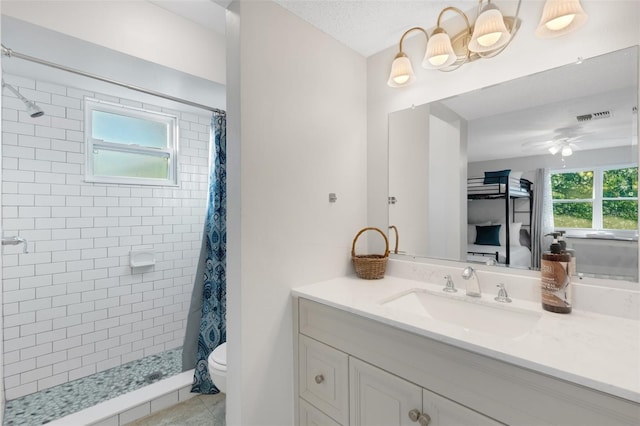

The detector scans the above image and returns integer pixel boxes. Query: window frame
[551,164,638,238]
[84,97,179,186]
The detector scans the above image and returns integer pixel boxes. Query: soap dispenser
[541,236,572,314]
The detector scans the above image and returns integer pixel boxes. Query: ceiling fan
[522,126,590,157]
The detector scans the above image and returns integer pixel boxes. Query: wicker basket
[351,227,389,280]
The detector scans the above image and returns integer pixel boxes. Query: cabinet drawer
[299,335,349,425]
[299,398,342,426]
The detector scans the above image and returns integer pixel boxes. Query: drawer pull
[409,409,431,426]
[314,374,324,384]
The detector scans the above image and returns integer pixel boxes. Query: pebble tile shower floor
[3,348,183,425]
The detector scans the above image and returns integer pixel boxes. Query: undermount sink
[380,289,541,338]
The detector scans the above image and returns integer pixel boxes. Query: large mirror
[388,46,638,282]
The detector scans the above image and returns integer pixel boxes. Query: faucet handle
[442,274,457,293]
[494,283,512,303]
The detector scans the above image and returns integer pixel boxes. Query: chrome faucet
[461,266,481,297]
[495,283,512,303]
[442,274,457,293]
[2,236,29,253]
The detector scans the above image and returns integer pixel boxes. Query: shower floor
[3,348,184,425]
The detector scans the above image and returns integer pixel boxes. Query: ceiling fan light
[561,146,573,156]
[549,145,561,155]
[469,5,511,53]
[422,29,457,69]
[387,53,416,87]
[536,0,588,38]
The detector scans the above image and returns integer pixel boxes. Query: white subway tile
[53,357,82,375]
[36,306,67,321]
[19,297,53,313]
[67,343,96,360]
[35,261,66,275]
[4,264,35,280]
[4,335,36,352]
[36,284,68,298]
[35,124,65,139]
[4,288,36,303]
[52,271,81,285]
[51,94,81,109]
[19,274,53,289]
[20,342,53,360]
[35,148,66,162]
[35,171,66,184]
[36,328,67,345]
[66,259,95,271]
[68,301,96,315]
[52,292,81,307]
[52,250,82,262]
[68,322,96,338]
[68,365,96,381]
[5,382,38,400]
[21,365,53,385]
[51,336,82,352]
[81,248,108,260]
[37,372,69,391]
[52,315,82,331]
[82,350,109,366]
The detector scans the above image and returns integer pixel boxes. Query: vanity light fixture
[388,0,522,87]
[388,0,589,88]
[535,0,588,38]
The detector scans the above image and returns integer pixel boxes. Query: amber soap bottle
[541,238,572,314]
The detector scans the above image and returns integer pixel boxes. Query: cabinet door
[350,357,422,426]
[299,398,342,426]
[299,335,349,425]
[422,388,503,426]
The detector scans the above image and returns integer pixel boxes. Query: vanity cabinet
[350,357,501,426]
[295,297,640,426]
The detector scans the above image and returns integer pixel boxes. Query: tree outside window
[551,166,638,231]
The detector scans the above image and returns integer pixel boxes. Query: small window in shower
[85,98,178,186]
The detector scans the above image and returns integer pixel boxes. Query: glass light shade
[535,0,588,38]
[469,5,511,53]
[387,53,416,87]
[561,146,573,156]
[549,145,561,155]
[422,31,457,69]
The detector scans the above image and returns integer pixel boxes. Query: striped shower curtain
[182,111,227,393]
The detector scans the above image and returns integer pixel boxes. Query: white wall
[226,1,367,424]
[368,1,640,244]
[1,73,210,400]
[1,0,226,85]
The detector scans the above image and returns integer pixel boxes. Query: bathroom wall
[367,1,640,248]
[1,0,226,85]
[1,73,210,400]
[226,1,367,424]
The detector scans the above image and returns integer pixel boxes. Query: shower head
[1,80,45,118]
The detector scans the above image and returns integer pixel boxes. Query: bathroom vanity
[292,269,640,425]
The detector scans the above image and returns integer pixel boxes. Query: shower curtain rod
[1,44,225,115]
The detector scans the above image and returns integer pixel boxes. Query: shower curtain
[182,111,227,393]
[531,168,554,269]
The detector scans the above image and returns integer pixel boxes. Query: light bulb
[476,31,502,47]
[561,146,573,156]
[393,74,410,85]
[545,13,576,31]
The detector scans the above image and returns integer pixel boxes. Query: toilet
[207,342,227,393]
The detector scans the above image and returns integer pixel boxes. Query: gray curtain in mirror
[531,168,554,268]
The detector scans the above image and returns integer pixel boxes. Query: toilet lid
[211,343,227,366]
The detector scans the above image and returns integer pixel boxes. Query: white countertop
[292,275,640,403]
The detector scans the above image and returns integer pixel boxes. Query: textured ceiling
[275,0,477,57]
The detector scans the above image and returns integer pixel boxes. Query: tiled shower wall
[1,74,210,400]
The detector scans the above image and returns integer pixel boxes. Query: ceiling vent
[576,111,610,122]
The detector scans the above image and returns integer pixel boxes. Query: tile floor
[127,393,225,426]
[3,348,182,425]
